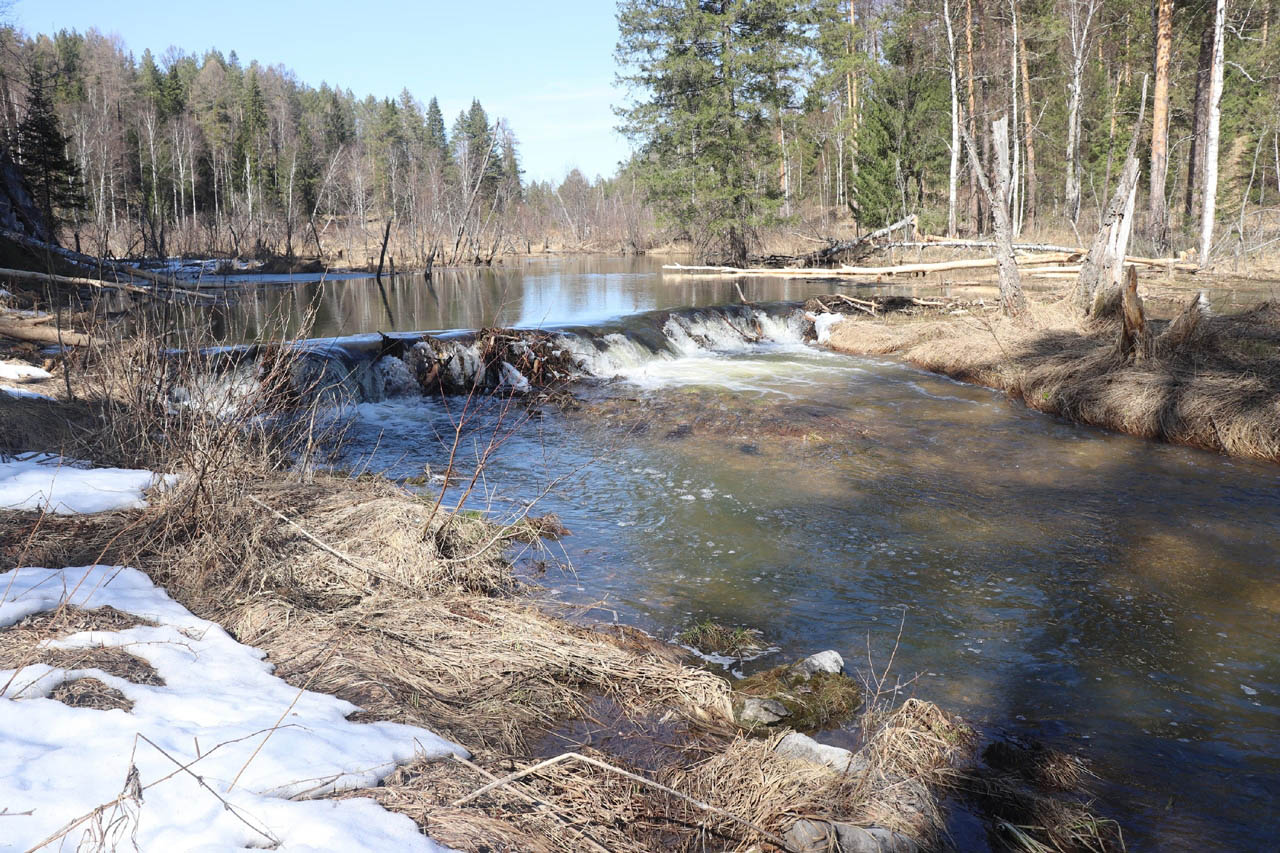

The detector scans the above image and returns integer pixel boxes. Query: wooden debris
[1116,266,1152,361]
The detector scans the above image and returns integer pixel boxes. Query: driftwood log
[0,318,90,347]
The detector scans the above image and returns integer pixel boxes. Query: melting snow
[0,454,178,514]
[0,360,52,382]
[0,564,463,852]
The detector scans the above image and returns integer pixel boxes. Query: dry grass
[825,289,1280,463]
[677,619,768,658]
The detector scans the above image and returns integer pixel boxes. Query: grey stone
[833,824,919,853]
[782,819,838,853]
[774,732,869,775]
[793,650,845,679]
[783,820,918,853]
[737,697,789,725]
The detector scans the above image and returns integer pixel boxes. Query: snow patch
[0,360,52,382]
[0,564,463,852]
[0,453,178,514]
[808,312,845,344]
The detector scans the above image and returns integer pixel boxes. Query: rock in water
[737,697,789,725]
[794,650,845,679]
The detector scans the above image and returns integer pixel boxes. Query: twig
[448,754,613,853]
[451,751,797,851]
[138,734,280,846]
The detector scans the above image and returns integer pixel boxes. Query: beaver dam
[3,255,1278,851]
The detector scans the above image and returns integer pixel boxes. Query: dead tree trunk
[1019,33,1037,231]
[944,0,962,238]
[1116,266,1152,361]
[962,116,1025,315]
[1076,76,1149,314]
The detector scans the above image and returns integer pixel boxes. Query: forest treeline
[1,28,653,266]
[617,0,1278,264]
[3,1,1278,268]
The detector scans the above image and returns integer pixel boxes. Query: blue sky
[14,0,633,184]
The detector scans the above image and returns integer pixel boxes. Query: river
[198,255,1279,851]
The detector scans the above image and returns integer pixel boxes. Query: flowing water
[208,256,1278,851]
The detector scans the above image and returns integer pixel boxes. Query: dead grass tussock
[825,291,1280,463]
[47,677,133,711]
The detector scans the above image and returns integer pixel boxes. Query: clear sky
[13,0,633,184]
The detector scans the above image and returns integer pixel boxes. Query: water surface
[218,256,1279,851]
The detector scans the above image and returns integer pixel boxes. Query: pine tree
[15,78,83,236]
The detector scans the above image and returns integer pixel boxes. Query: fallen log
[0,318,90,346]
[0,227,197,294]
[801,214,918,266]
[0,266,214,302]
[665,252,1074,278]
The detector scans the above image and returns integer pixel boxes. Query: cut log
[0,318,90,346]
[0,227,195,294]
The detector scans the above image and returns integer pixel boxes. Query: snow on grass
[0,564,465,852]
[0,454,179,515]
[0,360,52,382]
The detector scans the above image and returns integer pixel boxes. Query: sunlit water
[213,256,1278,851]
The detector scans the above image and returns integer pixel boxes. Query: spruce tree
[616,0,813,264]
[15,78,83,237]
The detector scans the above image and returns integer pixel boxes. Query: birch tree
[1064,0,1100,224]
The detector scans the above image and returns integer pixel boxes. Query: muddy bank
[812,291,1280,464]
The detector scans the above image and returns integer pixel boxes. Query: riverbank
[811,287,1280,464]
[0,327,1125,851]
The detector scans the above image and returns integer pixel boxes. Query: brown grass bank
[817,290,1280,463]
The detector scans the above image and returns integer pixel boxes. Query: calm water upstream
[211,256,1279,851]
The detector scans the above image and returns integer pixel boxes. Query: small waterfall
[189,302,816,408]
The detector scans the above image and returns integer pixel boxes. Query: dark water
[218,256,1279,851]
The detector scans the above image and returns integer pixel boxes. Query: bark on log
[801,215,918,267]
[0,318,90,346]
